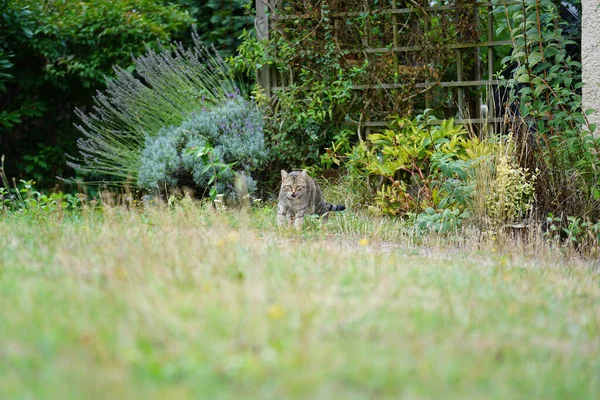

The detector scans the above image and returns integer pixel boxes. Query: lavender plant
[68,31,240,182]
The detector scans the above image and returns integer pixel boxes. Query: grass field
[1,201,599,399]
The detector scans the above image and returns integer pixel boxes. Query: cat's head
[281,170,308,199]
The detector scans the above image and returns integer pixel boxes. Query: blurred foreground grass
[1,202,599,399]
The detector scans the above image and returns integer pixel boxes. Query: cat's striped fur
[277,169,345,230]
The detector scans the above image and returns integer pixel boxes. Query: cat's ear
[281,170,289,179]
[300,169,308,177]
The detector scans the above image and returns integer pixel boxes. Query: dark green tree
[0,0,193,185]
[174,0,252,56]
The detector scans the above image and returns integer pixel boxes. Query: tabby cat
[277,170,345,230]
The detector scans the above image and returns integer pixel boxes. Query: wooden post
[423,0,431,111]
[473,6,481,123]
[363,0,371,137]
[255,0,271,98]
[487,2,495,133]
[392,0,399,75]
[457,49,464,119]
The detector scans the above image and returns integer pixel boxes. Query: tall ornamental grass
[68,32,239,183]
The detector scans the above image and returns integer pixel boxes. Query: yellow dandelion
[358,238,369,247]
[115,266,128,280]
[202,282,213,293]
[267,304,286,320]
[216,239,225,247]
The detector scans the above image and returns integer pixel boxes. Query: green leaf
[21,27,34,38]
[519,87,533,96]
[527,52,542,67]
[501,55,513,65]
[564,77,572,88]
[513,51,526,59]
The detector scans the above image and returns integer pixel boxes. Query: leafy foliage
[137,96,268,198]
[174,0,252,57]
[70,33,241,183]
[329,116,484,231]
[13,0,192,89]
[0,0,46,130]
[232,25,366,169]
[1,157,82,215]
[0,0,193,186]
[494,0,599,220]
[485,152,537,225]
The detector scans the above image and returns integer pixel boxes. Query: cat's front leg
[293,210,305,231]
[277,206,287,227]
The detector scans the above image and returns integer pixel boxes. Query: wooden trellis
[255,0,520,131]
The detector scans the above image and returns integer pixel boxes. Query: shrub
[69,32,241,184]
[545,215,600,256]
[495,0,599,221]
[137,96,268,198]
[230,12,368,170]
[329,116,486,231]
[174,0,252,57]
[1,0,193,186]
[137,128,184,189]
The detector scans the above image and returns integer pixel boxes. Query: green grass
[1,202,599,399]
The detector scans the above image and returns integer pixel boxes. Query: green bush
[545,214,600,256]
[332,118,473,207]
[0,0,193,187]
[174,0,252,57]
[329,116,486,231]
[1,161,82,215]
[16,0,192,89]
[230,10,368,170]
[494,0,599,220]
[137,96,268,197]
[70,33,241,183]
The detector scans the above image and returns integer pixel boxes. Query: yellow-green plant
[470,134,538,226]
[485,152,537,225]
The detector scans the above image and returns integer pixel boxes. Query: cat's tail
[327,203,346,212]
